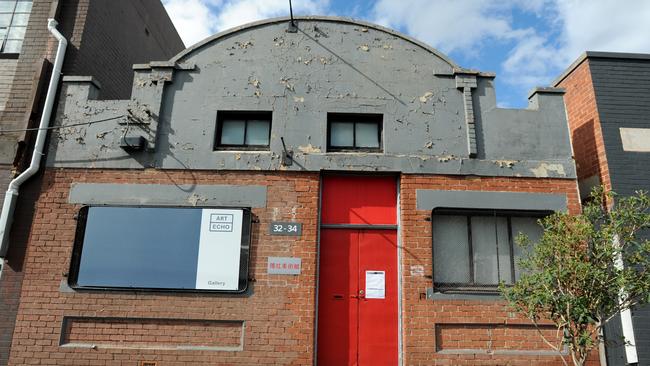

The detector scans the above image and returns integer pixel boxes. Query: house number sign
[269,222,302,236]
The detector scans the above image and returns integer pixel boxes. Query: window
[327,113,382,152]
[68,206,252,293]
[432,209,545,292]
[215,111,271,150]
[0,0,31,55]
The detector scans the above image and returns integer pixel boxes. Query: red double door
[317,176,398,366]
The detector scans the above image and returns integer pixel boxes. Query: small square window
[327,113,382,152]
[215,111,271,150]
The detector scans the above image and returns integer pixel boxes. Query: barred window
[0,0,32,55]
[432,209,544,292]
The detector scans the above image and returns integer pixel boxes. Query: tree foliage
[500,188,650,366]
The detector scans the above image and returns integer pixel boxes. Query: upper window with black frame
[432,209,545,293]
[0,0,32,56]
[327,113,382,152]
[215,111,271,150]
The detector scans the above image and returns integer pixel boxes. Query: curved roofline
[169,15,460,69]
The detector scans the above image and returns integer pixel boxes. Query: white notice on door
[365,270,385,299]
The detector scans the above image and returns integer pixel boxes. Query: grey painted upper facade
[48,16,575,179]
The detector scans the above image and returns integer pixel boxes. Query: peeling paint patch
[358,44,370,52]
[419,92,434,103]
[248,78,260,88]
[530,163,566,177]
[293,96,305,103]
[280,78,295,92]
[235,41,253,49]
[494,160,517,168]
[187,193,207,206]
[298,144,321,153]
[180,143,195,151]
[437,155,455,162]
[96,131,111,139]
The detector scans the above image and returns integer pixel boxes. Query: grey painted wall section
[47,17,575,179]
[587,55,650,366]
[416,190,567,211]
[69,183,267,208]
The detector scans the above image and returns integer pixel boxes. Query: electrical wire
[0,114,126,134]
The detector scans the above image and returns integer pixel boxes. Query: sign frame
[269,222,302,236]
[267,257,302,275]
[67,205,253,294]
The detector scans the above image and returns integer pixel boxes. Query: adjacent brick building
[0,1,183,364]
[555,51,650,366]
[4,15,599,365]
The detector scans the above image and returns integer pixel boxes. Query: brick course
[556,60,612,193]
[399,174,595,365]
[5,169,596,365]
[8,169,319,366]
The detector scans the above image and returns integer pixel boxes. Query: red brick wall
[8,169,596,365]
[8,169,319,366]
[399,174,598,365]
[557,60,612,192]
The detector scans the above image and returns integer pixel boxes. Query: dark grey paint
[416,190,567,211]
[269,222,302,236]
[68,183,267,208]
[47,17,575,179]
[586,55,650,366]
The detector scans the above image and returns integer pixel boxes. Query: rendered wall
[48,17,574,179]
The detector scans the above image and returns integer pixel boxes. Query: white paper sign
[195,209,243,290]
[365,270,385,299]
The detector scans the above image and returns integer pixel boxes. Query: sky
[161,0,650,108]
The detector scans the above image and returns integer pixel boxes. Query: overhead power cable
[0,115,125,134]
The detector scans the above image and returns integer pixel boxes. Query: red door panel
[317,229,358,365]
[318,229,398,366]
[321,176,397,225]
[358,230,398,366]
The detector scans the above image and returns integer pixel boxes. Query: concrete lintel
[416,189,567,211]
[61,75,101,89]
[69,183,267,208]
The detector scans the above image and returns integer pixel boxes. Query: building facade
[4,16,599,365]
[555,51,650,366]
[0,1,184,364]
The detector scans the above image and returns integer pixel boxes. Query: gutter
[0,19,67,257]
